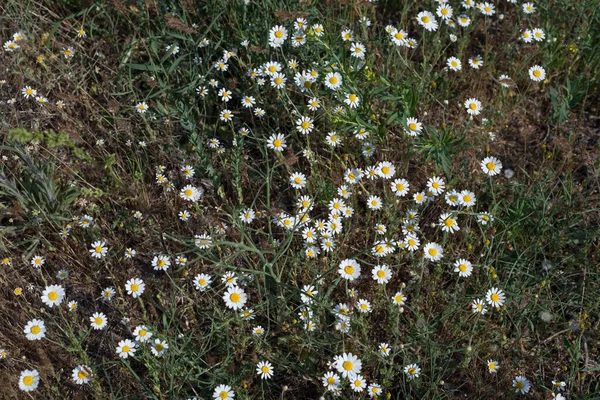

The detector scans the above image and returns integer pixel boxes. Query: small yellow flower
[14,287,22,295]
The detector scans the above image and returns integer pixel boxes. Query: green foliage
[414,126,467,177]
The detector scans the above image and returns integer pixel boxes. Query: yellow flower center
[94,317,103,325]
[48,291,58,301]
[329,77,338,85]
[274,77,283,85]
[230,293,241,303]
[396,183,405,191]
[344,265,355,275]
[490,293,499,302]
[377,270,386,278]
[122,345,130,353]
[131,284,139,292]
[516,381,524,389]
[533,70,541,77]
[428,248,438,256]
[327,377,335,384]
[31,326,41,334]
[343,361,353,370]
[95,246,103,253]
[445,218,455,227]
[486,162,496,170]
[23,376,34,385]
[395,32,404,40]
[157,259,165,267]
[184,189,193,197]
[349,94,357,102]
[78,370,87,379]
[459,264,467,272]
[463,195,471,202]
[422,16,430,23]
[261,366,269,373]
[155,344,164,351]
[432,182,439,188]
[469,103,477,110]
[301,121,310,129]
[294,177,302,184]
[408,367,416,375]
[381,166,390,175]
[275,31,283,38]
[26,89,33,95]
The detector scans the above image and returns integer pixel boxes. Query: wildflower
[76,28,86,38]
[368,383,382,398]
[256,361,274,379]
[35,96,48,106]
[135,102,148,113]
[391,29,408,46]
[223,286,247,310]
[350,375,367,392]
[478,212,493,225]
[522,2,535,13]
[447,57,462,71]
[220,109,233,122]
[102,287,116,301]
[116,339,137,359]
[459,190,476,207]
[338,259,361,281]
[457,14,471,27]
[405,117,423,136]
[253,325,264,336]
[404,364,421,380]
[313,24,324,36]
[193,273,212,291]
[424,242,444,261]
[300,284,317,303]
[68,301,78,311]
[22,86,37,99]
[322,371,340,390]
[391,178,410,197]
[529,65,546,82]
[487,360,499,373]
[72,365,92,384]
[31,255,45,268]
[344,93,360,108]
[341,28,354,41]
[133,325,153,342]
[271,72,287,88]
[151,339,168,356]
[532,28,545,41]
[239,208,255,224]
[336,352,362,379]
[324,72,343,90]
[513,376,531,394]
[24,319,46,340]
[357,299,372,313]
[472,298,488,314]
[41,285,65,308]
[367,195,383,210]
[90,241,108,258]
[469,56,483,69]
[350,42,366,59]
[296,116,314,134]
[290,172,307,189]
[124,248,137,258]
[180,185,203,202]
[427,176,445,195]
[213,384,235,400]
[454,259,473,277]
[521,29,534,43]
[392,291,407,306]
[404,234,420,251]
[481,156,502,176]
[486,287,506,308]
[372,265,392,284]
[90,312,108,330]
[479,2,495,16]
[19,369,40,392]
[465,98,482,115]
[125,278,145,298]
[269,25,288,48]
[440,213,460,233]
[417,11,438,31]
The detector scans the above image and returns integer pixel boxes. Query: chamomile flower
[464,98,482,115]
[256,361,274,379]
[193,273,212,291]
[472,298,488,314]
[253,325,265,336]
[151,339,168,356]
[487,360,499,373]
[417,11,438,31]
[469,55,483,69]
[267,133,287,152]
[4,40,20,52]
[338,259,361,281]
[367,195,383,210]
[350,375,367,392]
[24,319,46,340]
[357,299,372,313]
[457,14,471,27]
[90,241,108,258]
[392,291,407,306]
[220,109,233,122]
[454,259,473,277]
[459,190,476,207]
[19,369,40,392]
[239,208,256,224]
[372,265,392,284]
[300,284,318,303]
[447,57,462,71]
[513,376,531,394]
[116,339,137,359]
[336,352,362,379]
[180,185,203,202]
[529,65,546,82]
[271,72,287,88]
[349,42,366,59]
[437,3,453,19]
[391,178,410,196]
[478,212,493,225]
[522,2,535,13]
[133,325,153,342]
[22,86,37,98]
[296,116,314,135]
[41,285,65,308]
[377,161,395,179]
[405,117,423,136]
[326,131,342,147]
[312,24,325,36]
[341,29,354,41]
[324,72,343,90]
[125,248,137,258]
[102,287,116,301]
[135,102,148,114]
[152,255,171,271]
[440,213,460,233]
[521,29,534,43]
[31,255,45,268]
[532,28,545,41]
[213,384,235,400]
[404,234,421,251]
[72,365,91,384]
[322,371,340,390]
[125,278,145,298]
[427,176,446,195]
[481,156,502,176]
[424,242,444,261]
[223,286,247,310]
[290,172,307,189]
[344,93,360,108]
[479,2,495,16]
[90,312,108,330]
[486,287,506,308]
[404,364,421,380]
